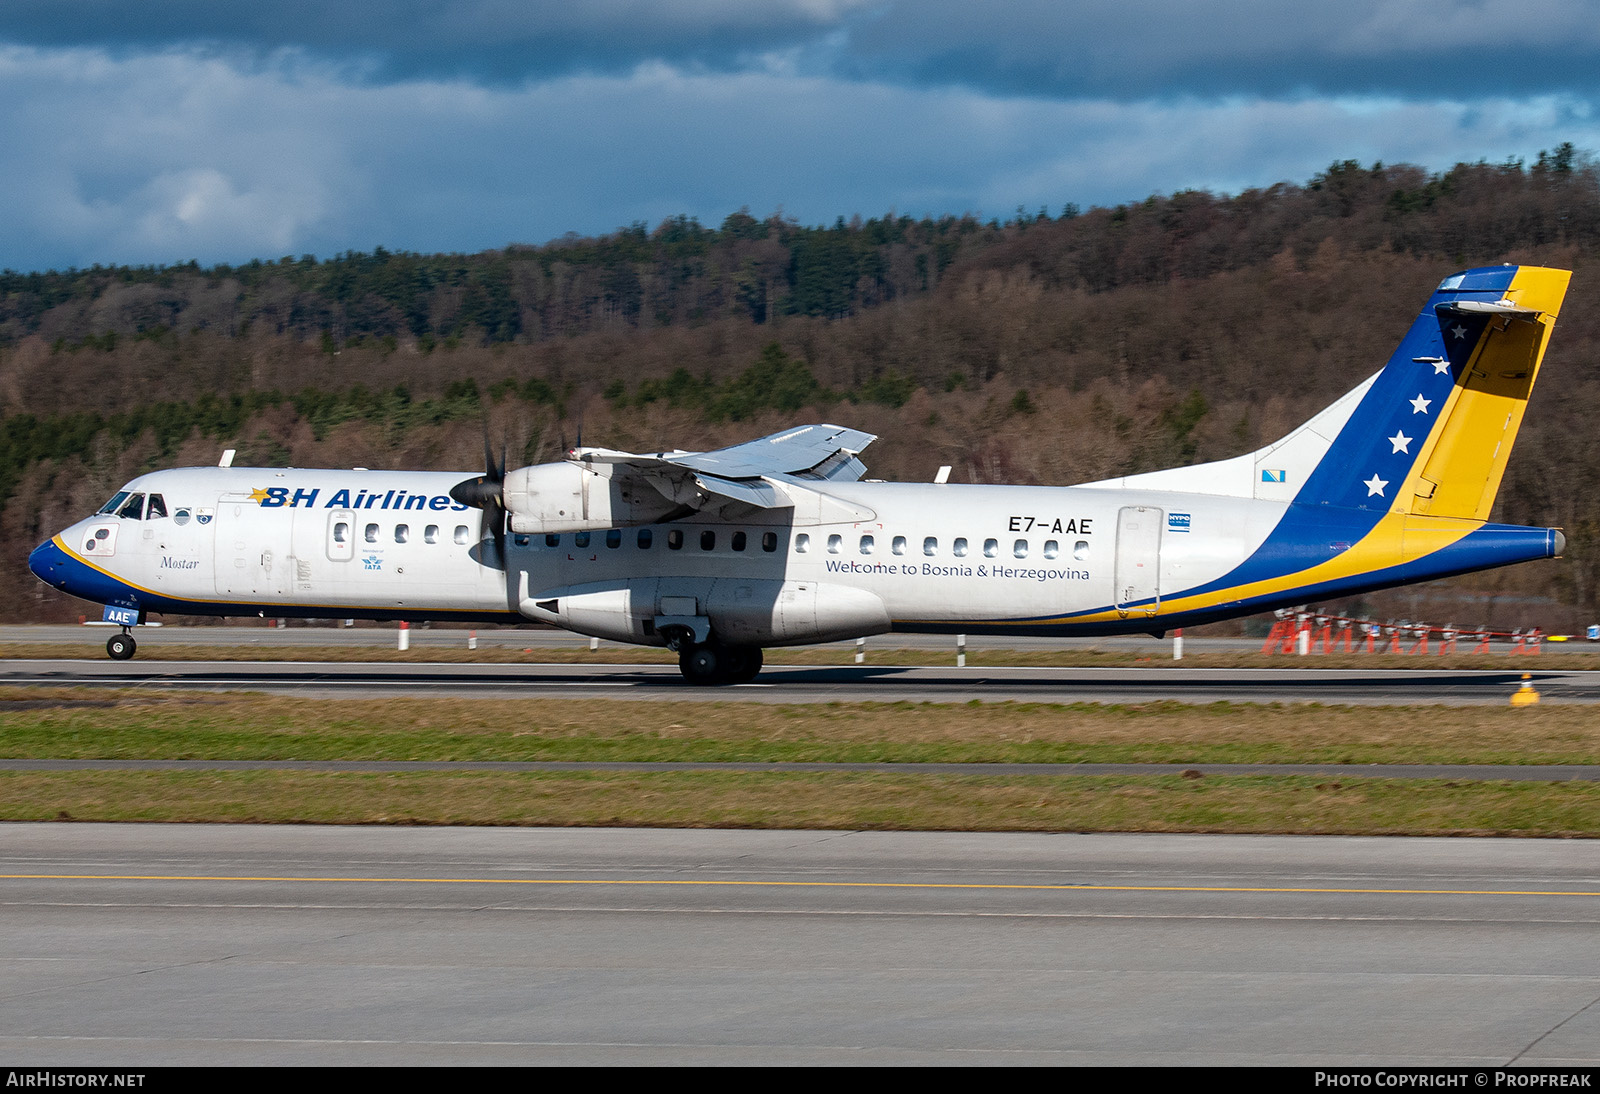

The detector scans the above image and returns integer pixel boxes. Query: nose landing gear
[106,630,137,660]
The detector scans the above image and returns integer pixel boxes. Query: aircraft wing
[573,423,876,512]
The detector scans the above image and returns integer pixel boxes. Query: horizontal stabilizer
[1439,299,1543,319]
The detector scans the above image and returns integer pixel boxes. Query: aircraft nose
[28,538,69,588]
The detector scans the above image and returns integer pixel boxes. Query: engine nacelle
[503,461,678,534]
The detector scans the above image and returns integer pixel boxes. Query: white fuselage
[51,466,1285,644]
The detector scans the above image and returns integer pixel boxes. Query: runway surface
[3,824,1598,1065]
[4,656,1598,704]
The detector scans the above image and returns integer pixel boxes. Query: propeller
[450,431,507,562]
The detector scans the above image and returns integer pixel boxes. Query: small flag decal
[1261,469,1286,483]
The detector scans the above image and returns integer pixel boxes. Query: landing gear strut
[675,640,763,685]
[106,630,137,661]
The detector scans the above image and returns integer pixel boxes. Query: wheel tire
[723,647,764,684]
[106,634,136,661]
[678,643,722,685]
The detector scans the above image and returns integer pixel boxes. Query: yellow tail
[1399,265,1568,521]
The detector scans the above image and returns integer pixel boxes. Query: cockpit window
[145,494,167,519]
[116,493,146,520]
[97,491,130,516]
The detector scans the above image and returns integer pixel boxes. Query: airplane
[28,263,1571,684]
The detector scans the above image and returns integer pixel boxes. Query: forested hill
[4,149,1600,628]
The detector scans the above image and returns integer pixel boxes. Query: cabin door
[1114,505,1162,616]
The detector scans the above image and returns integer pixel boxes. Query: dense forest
[5,147,1600,630]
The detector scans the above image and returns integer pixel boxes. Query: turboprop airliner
[28,264,1571,683]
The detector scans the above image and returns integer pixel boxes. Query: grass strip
[3,770,1594,836]
[3,692,1600,766]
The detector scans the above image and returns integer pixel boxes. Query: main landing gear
[676,640,764,686]
[106,629,137,660]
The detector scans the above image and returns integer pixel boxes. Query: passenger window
[425,525,439,544]
[983,538,998,558]
[1043,540,1059,559]
[1013,539,1028,558]
[333,522,349,543]
[146,494,167,519]
[923,536,938,556]
[827,534,842,553]
[364,523,379,543]
[637,529,653,549]
[574,531,590,548]
[795,534,810,553]
[545,534,560,547]
[514,533,530,547]
[1074,540,1090,560]
[762,532,779,552]
[732,531,747,552]
[118,493,145,520]
[454,525,470,545]
[860,535,874,555]
[953,538,968,557]
[606,529,621,549]
[892,536,906,555]
[700,530,715,550]
[395,524,409,543]
[667,530,683,550]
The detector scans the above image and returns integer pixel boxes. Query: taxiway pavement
[3,824,1598,1066]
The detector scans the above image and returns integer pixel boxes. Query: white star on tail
[1452,324,1468,339]
[1411,394,1431,414]
[1433,359,1451,374]
[1364,475,1388,497]
[1389,431,1412,454]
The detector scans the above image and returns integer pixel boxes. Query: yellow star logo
[248,487,270,503]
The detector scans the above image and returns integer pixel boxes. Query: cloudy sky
[2,1,1597,272]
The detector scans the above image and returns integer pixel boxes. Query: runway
[3,824,1598,1065]
[4,656,1598,704]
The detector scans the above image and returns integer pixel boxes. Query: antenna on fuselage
[219,449,236,468]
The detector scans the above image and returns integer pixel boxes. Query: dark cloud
[6,1,1600,97]
[0,1,869,83]
[836,0,1600,99]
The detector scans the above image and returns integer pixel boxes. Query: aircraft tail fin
[1079,265,1569,521]
[1292,264,1567,520]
